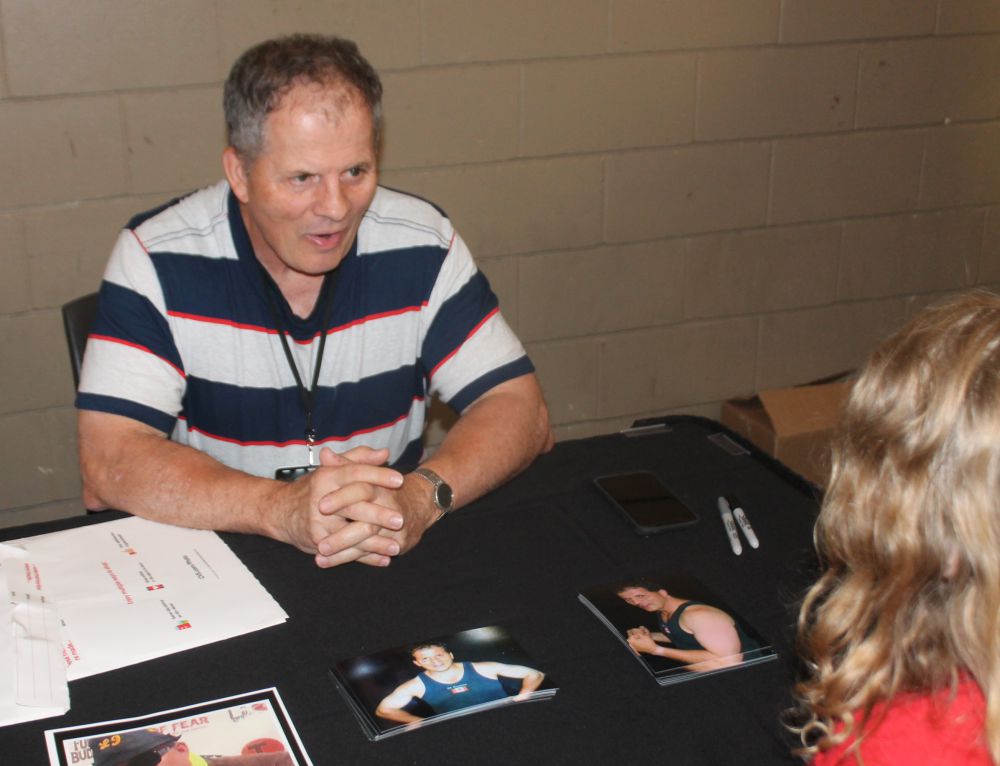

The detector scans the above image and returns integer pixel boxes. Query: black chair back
[62,292,99,388]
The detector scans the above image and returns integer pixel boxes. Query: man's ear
[223,146,250,203]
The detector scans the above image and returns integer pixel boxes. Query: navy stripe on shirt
[76,392,178,435]
[146,242,447,344]
[449,356,535,413]
[421,270,499,377]
[181,365,425,445]
[94,281,184,373]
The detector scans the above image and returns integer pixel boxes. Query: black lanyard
[258,266,338,465]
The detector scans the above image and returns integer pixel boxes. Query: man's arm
[626,627,720,669]
[363,373,553,562]
[78,410,407,567]
[374,678,425,723]
[626,611,744,672]
[680,607,745,668]
[209,753,292,766]
[473,662,545,696]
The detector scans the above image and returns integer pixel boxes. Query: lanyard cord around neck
[258,266,338,463]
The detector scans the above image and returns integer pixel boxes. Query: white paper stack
[1,516,288,726]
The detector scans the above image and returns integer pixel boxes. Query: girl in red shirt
[790,292,1000,765]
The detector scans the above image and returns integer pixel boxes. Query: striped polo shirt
[77,181,533,476]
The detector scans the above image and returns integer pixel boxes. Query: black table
[2,417,821,764]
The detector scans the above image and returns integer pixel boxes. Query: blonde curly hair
[791,291,1000,763]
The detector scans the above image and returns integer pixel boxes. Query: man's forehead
[273,79,367,119]
[414,645,447,655]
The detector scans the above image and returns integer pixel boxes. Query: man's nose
[315,178,348,220]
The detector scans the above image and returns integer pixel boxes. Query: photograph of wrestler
[45,689,310,766]
[579,571,775,685]
[331,625,556,739]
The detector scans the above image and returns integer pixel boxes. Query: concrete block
[389,158,605,257]
[123,87,226,195]
[685,223,841,318]
[780,0,937,42]
[381,66,519,169]
[0,216,30,315]
[0,26,7,98]
[980,207,1000,283]
[607,142,770,240]
[698,46,857,140]
[527,337,601,425]
[921,123,1000,209]
[0,498,85,529]
[937,1,1000,33]
[22,197,147,310]
[770,130,924,224]
[0,310,76,414]
[522,53,695,156]
[857,37,1000,128]
[518,241,686,342]
[0,97,128,208]
[423,0,607,63]
[477,256,520,332]
[0,408,81,509]
[612,0,779,51]
[216,0,421,74]
[3,0,218,96]
[599,317,758,417]
[756,299,906,390]
[839,209,983,300]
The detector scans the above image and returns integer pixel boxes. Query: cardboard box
[720,379,851,488]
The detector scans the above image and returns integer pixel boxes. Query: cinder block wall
[2,0,999,527]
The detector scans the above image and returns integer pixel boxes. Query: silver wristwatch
[412,467,455,517]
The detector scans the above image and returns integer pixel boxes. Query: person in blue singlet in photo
[617,582,759,673]
[375,642,545,724]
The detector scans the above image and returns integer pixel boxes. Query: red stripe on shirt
[428,307,499,380]
[167,303,427,344]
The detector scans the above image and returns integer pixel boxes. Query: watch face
[437,483,454,510]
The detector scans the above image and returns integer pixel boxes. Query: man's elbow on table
[511,373,556,458]
[535,391,556,456]
[77,409,165,512]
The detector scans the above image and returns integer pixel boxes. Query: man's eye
[345,166,364,178]
[291,173,313,184]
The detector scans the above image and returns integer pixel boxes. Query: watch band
[412,467,454,518]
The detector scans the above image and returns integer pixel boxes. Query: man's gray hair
[223,34,383,160]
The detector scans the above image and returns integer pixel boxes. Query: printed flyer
[2,516,287,681]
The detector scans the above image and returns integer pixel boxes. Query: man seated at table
[616,582,759,672]
[75,34,552,569]
[375,642,545,723]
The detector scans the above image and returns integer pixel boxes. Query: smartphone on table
[593,471,698,535]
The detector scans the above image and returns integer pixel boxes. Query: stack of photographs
[579,569,777,686]
[330,625,556,740]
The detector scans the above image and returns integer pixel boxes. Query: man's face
[225,81,378,283]
[412,646,455,673]
[618,587,667,612]
[155,741,190,766]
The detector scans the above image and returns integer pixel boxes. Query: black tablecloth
[2,417,821,764]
